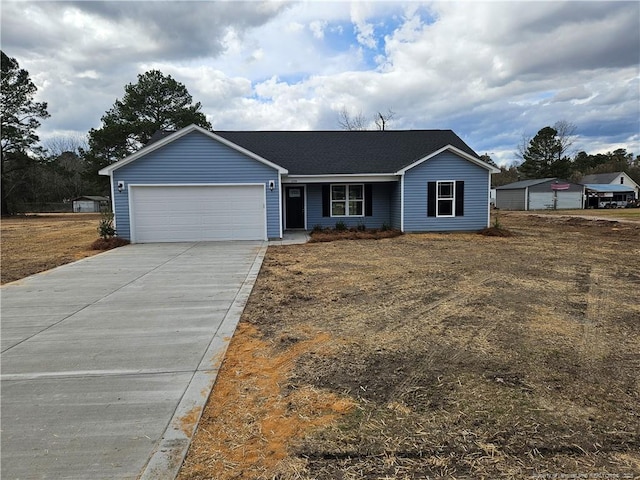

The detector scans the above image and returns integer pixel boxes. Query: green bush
[97,211,116,240]
[335,221,347,231]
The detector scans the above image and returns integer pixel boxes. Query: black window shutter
[455,181,464,216]
[322,185,330,217]
[427,182,436,217]
[365,184,373,217]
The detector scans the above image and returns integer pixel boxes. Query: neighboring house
[495,178,584,211]
[580,172,639,208]
[99,124,499,243]
[72,196,109,213]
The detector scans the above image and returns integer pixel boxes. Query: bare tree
[374,109,396,131]
[553,120,577,159]
[338,107,397,131]
[41,134,93,200]
[42,134,88,158]
[517,120,577,163]
[515,132,530,162]
[338,107,368,131]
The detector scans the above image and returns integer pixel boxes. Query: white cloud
[1,0,637,166]
[309,20,328,39]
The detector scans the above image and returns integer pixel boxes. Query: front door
[285,186,305,229]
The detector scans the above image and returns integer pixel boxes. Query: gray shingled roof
[495,178,557,190]
[580,172,621,184]
[148,129,481,175]
[73,195,109,202]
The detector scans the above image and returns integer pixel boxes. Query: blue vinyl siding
[111,131,281,240]
[305,182,393,229]
[403,152,490,231]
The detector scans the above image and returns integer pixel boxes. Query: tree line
[491,121,640,187]
[1,52,210,215]
[2,50,638,215]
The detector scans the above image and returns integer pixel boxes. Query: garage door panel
[130,185,265,242]
[528,192,552,210]
[529,191,583,210]
[557,192,583,209]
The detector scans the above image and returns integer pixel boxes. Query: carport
[583,184,636,208]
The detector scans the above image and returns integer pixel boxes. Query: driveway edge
[138,242,268,480]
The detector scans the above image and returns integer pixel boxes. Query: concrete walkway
[269,230,310,245]
[1,241,267,479]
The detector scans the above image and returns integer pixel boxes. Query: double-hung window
[436,181,455,217]
[331,184,364,217]
[427,180,464,217]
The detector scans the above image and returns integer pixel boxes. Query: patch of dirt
[179,212,640,479]
[91,236,130,250]
[178,322,356,479]
[479,225,514,236]
[1,213,103,284]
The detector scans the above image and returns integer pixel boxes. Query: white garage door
[529,191,583,210]
[130,185,266,242]
[556,191,583,209]
[528,192,553,210]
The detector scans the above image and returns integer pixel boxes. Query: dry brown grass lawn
[179,212,640,479]
[1,213,101,284]
[520,208,640,222]
[2,211,638,478]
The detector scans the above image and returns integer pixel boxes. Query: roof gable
[99,125,287,175]
[395,144,499,174]
[580,172,620,184]
[72,195,109,202]
[581,171,639,189]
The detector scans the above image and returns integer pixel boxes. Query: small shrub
[479,213,513,237]
[381,223,391,232]
[312,224,324,233]
[335,221,347,232]
[97,211,116,239]
[356,222,366,232]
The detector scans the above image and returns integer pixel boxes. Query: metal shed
[72,196,109,213]
[495,179,584,210]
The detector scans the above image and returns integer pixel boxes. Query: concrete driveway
[1,241,267,479]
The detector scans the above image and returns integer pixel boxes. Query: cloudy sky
[2,1,639,165]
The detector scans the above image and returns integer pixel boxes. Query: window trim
[330,183,365,217]
[436,180,456,218]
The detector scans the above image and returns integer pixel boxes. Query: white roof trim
[283,173,399,183]
[98,124,288,175]
[395,144,500,174]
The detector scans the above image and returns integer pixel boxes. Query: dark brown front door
[285,186,305,229]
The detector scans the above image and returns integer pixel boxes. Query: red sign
[551,183,570,190]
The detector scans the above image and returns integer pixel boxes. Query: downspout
[108,172,117,230]
[487,174,491,228]
[278,172,283,239]
[400,174,405,232]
